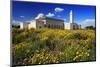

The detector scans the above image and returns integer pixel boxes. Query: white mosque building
[20,10,81,30]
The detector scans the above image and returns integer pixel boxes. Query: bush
[12,42,34,65]
[30,49,59,64]
[12,28,96,65]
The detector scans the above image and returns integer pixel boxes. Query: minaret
[70,10,74,30]
[70,10,74,23]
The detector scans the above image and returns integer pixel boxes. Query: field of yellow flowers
[12,28,96,66]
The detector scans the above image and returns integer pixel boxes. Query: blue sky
[12,1,96,27]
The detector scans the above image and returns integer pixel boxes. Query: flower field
[12,28,96,66]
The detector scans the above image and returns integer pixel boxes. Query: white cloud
[12,20,22,26]
[55,7,64,12]
[35,13,45,19]
[46,13,55,17]
[12,20,21,23]
[79,19,95,28]
[20,16,24,18]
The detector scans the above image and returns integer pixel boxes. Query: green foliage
[12,28,96,65]
[12,25,20,28]
[85,26,95,30]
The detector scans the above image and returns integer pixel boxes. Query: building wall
[36,20,46,28]
[64,22,70,29]
[20,18,81,30]
[46,19,64,29]
[28,20,36,29]
[70,23,74,30]
[20,10,81,30]
[20,22,29,29]
[20,21,81,30]
[71,23,81,30]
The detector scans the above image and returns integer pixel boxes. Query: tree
[85,26,95,30]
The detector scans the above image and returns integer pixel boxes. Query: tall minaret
[70,10,74,23]
[70,10,74,30]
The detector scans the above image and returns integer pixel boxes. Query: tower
[70,10,74,23]
[70,10,74,30]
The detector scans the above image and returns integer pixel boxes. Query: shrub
[12,28,96,65]
[12,42,34,65]
[30,49,59,64]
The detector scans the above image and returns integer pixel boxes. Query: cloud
[35,13,45,19]
[12,20,21,23]
[79,19,95,28]
[12,20,22,26]
[55,7,64,12]
[46,13,55,17]
[20,16,24,18]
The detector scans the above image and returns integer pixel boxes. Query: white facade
[20,10,81,30]
[20,22,29,29]
[64,22,70,29]
[28,20,36,29]
[21,17,64,29]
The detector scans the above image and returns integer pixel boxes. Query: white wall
[64,22,70,29]
[20,22,29,29]
[29,20,36,29]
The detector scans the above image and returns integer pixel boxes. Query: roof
[36,17,64,22]
[45,17,64,22]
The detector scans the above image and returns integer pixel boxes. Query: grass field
[12,28,96,65]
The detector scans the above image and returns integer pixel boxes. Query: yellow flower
[76,51,79,54]
[87,53,90,56]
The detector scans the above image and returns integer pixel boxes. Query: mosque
[20,10,81,30]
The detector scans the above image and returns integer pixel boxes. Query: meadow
[12,28,96,65]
